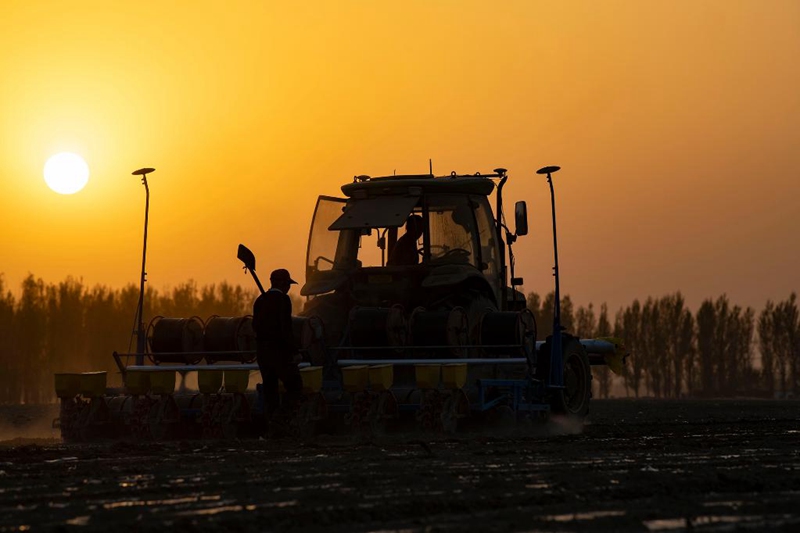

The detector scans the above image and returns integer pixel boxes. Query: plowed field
[1,399,799,532]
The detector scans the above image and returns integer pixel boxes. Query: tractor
[53,166,626,440]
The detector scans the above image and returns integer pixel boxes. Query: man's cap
[270,268,297,285]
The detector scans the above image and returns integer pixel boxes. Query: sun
[43,152,89,194]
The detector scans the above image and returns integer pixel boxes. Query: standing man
[252,268,303,428]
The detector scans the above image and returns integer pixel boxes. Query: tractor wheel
[369,391,398,436]
[487,405,516,428]
[148,395,180,440]
[464,294,497,347]
[440,389,470,434]
[538,336,592,418]
[222,393,251,440]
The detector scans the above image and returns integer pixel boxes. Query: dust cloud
[0,404,60,444]
[543,414,586,436]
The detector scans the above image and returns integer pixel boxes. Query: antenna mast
[131,167,155,366]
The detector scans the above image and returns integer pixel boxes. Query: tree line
[0,273,796,403]
[0,274,257,404]
[527,291,799,399]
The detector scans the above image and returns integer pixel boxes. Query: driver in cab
[387,215,423,266]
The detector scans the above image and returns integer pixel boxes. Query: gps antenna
[131,167,155,366]
[537,165,563,388]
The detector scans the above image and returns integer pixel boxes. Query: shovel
[237,244,265,294]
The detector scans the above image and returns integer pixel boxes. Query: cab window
[427,195,479,267]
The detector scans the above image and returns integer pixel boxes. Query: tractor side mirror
[237,244,257,272]
[514,201,528,236]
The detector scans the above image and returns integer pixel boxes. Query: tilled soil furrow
[1,399,799,531]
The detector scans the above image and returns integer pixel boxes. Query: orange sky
[1,0,798,313]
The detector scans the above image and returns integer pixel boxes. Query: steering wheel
[442,248,471,259]
[427,246,471,264]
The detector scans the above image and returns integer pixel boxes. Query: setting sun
[43,152,89,195]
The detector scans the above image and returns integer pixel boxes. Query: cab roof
[341,174,496,198]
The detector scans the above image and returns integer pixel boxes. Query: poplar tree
[0,276,17,403]
[595,303,613,398]
[772,294,798,396]
[617,300,643,398]
[696,299,716,396]
[758,301,776,396]
[574,303,596,339]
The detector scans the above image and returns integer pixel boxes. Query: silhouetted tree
[539,292,556,341]
[641,298,668,398]
[594,303,613,399]
[712,296,732,395]
[526,291,574,341]
[616,300,644,397]
[696,299,716,396]
[658,293,693,398]
[728,305,755,394]
[0,276,17,403]
[575,303,596,338]
[676,301,696,397]
[45,277,86,378]
[772,294,799,396]
[758,300,776,396]
[560,295,575,335]
[786,294,799,394]
[16,275,48,403]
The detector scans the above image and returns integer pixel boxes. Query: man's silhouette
[252,268,302,430]
[387,214,424,266]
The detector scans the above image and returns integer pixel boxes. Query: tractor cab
[301,175,503,311]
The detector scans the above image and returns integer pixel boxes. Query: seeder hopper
[54,166,626,441]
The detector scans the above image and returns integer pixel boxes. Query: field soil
[0,399,799,532]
